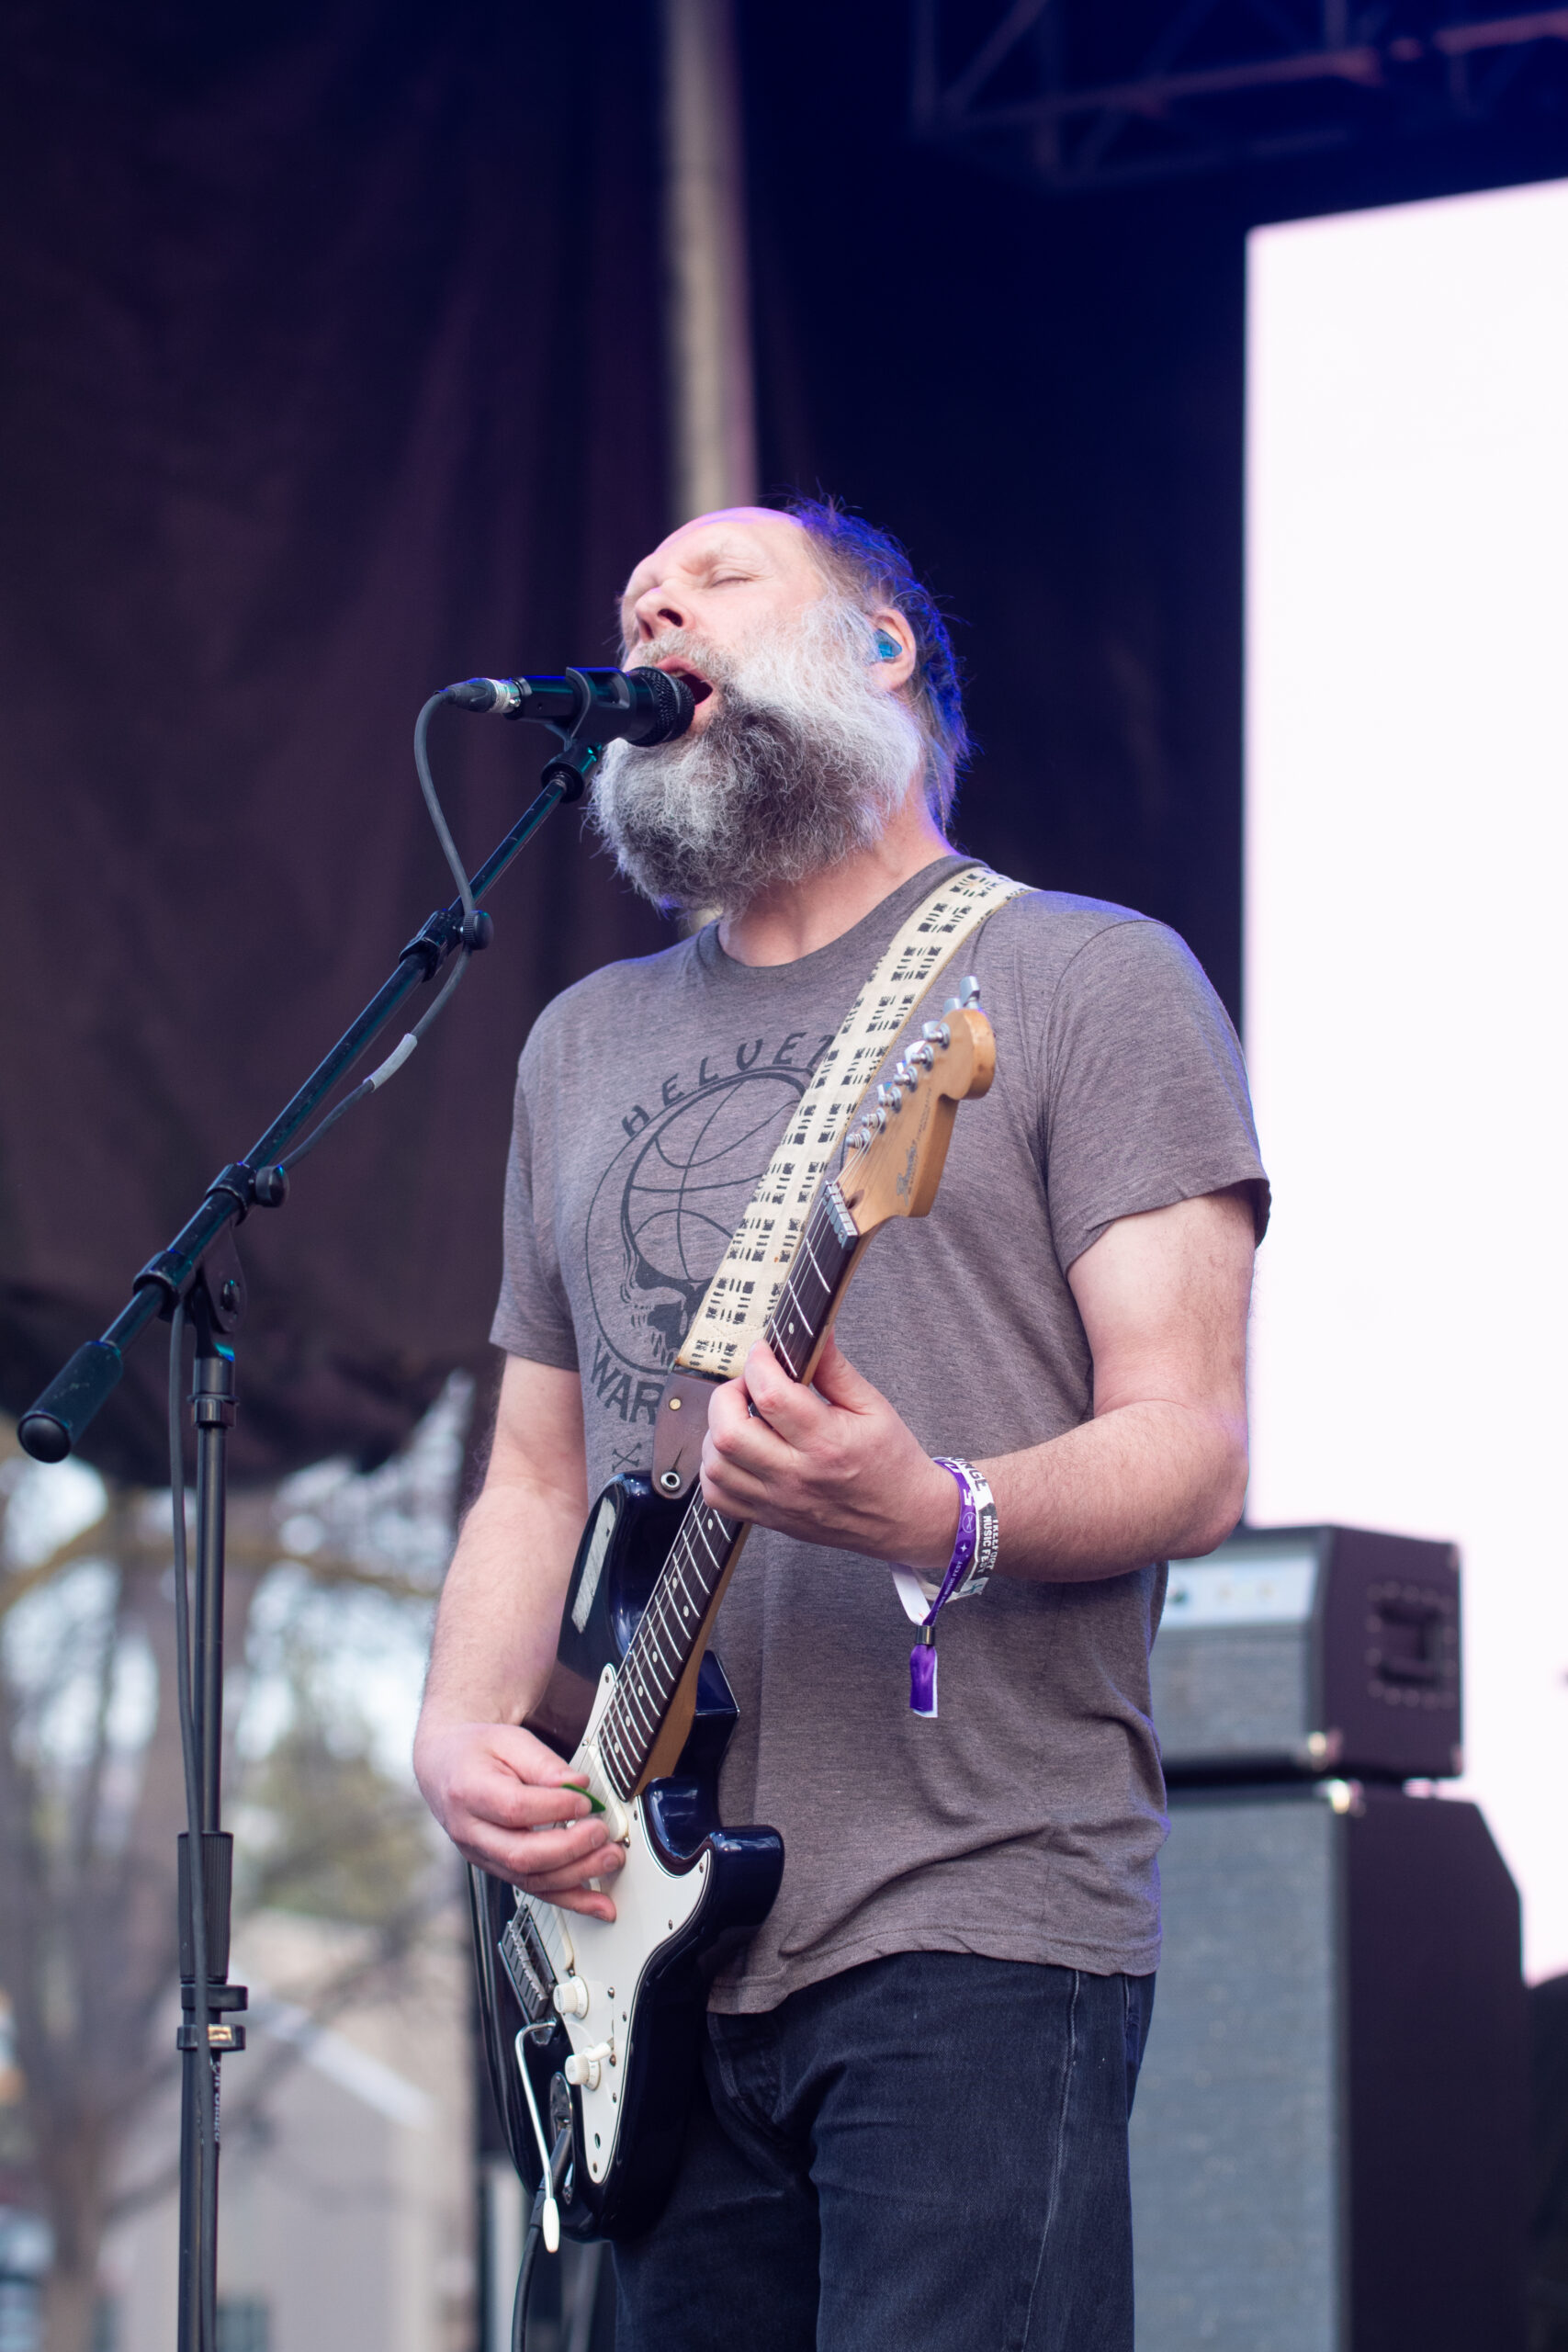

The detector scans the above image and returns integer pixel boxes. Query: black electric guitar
[470,989,997,2241]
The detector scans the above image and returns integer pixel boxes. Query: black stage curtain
[0,0,671,1485]
[12,3,1561,1487]
[741,5,1250,1025]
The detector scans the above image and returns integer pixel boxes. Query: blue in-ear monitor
[874,631,899,659]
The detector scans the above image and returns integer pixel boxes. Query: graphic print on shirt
[582,1029,833,1424]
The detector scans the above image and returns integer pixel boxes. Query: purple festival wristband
[905,1457,999,1719]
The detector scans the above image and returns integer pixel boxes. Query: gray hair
[784,497,970,828]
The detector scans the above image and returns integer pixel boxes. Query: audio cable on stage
[277,693,484,1176]
[513,2126,575,2352]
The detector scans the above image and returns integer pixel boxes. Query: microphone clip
[539,738,600,806]
[534,666,625,804]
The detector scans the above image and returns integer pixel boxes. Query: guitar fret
[601,1700,628,1768]
[679,1528,709,1588]
[635,1653,673,1723]
[647,1592,681,1676]
[618,1673,658,1742]
[636,1592,679,1675]
[693,1510,728,1572]
[595,1498,745,1796]
[632,1621,667,1682]
[762,1196,856,1382]
[617,1704,648,1768]
[601,1719,634,1796]
[611,1717,637,1783]
[667,1585,698,1650]
[619,1644,655,1717]
[670,1555,703,1622]
[643,1632,677,1702]
[604,1693,640,1760]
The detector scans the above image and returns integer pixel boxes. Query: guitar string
[597,1227,846,1790]
[595,1112,889,1790]
[598,1170,865,1791]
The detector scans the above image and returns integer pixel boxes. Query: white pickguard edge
[522,1667,710,2187]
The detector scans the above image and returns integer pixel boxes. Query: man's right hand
[414,1360,615,1910]
[414,1717,626,1922]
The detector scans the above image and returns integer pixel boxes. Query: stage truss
[911,0,1568,193]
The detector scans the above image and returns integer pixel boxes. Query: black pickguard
[470,1476,784,2241]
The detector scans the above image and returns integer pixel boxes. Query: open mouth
[652,657,714,707]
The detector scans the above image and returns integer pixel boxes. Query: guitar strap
[673,861,1027,1383]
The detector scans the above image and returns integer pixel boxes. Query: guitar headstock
[836,978,996,1235]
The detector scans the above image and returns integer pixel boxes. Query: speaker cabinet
[1131,1783,1525,2350]
[1153,1525,1461,1784]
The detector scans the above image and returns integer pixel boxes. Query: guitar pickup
[499,1907,557,2025]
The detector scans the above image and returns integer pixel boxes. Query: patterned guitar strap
[672,861,1027,1384]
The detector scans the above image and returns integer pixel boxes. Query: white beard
[591,598,925,915]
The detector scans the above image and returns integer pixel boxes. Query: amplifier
[1152,1523,1461,1784]
[1130,1782,1525,2351]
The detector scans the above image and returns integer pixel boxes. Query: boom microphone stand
[15,675,659,2352]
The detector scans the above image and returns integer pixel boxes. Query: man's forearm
[419,1474,583,1733]
[982,1398,1247,1585]
[412,1356,619,1914]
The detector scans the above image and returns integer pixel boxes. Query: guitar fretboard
[596,1180,861,1799]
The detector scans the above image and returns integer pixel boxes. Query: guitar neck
[594,1182,863,1800]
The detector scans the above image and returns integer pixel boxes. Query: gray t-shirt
[491,856,1268,2012]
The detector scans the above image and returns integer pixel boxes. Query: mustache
[626,629,734,695]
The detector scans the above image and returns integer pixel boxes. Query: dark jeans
[614,1951,1156,2352]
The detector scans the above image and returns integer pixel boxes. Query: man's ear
[867,607,917,692]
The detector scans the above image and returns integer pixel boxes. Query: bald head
[622,509,819,630]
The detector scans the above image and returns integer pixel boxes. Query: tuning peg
[845,1123,871,1152]
[942,975,981,1015]
[875,1082,904,1114]
[891,1058,919,1090]
[921,1020,950,1048]
[908,1040,935,1070]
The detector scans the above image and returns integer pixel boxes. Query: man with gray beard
[592,589,920,911]
[416,498,1269,2349]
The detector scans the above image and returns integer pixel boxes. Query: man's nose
[632,581,690,639]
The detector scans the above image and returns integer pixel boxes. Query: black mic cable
[513,2124,575,2352]
[278,665,694,1177]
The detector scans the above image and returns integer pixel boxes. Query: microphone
[442,665,694,746]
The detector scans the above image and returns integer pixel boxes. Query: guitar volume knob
[564,2039,615,2091]
[552,1976,591,2019]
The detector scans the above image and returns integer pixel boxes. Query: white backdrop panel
[1247,178,1568,1982]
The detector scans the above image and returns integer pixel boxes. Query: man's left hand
[700,1335,960,1572]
